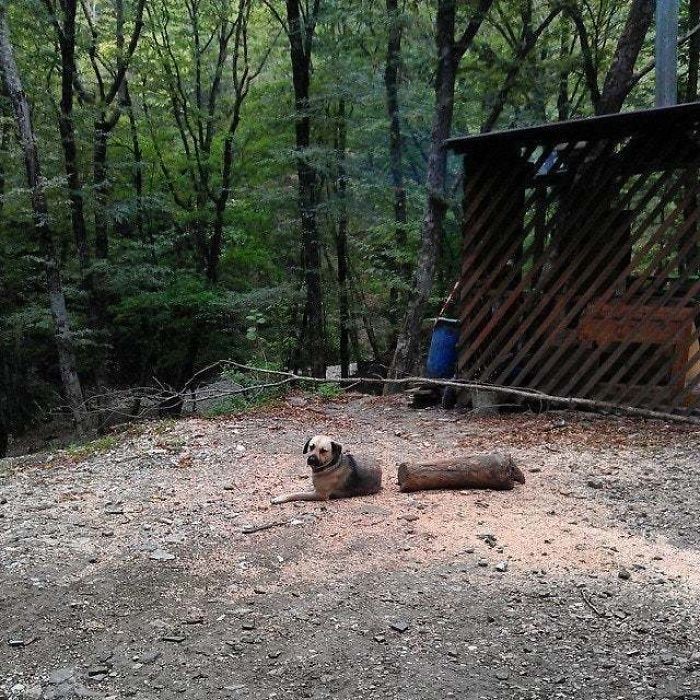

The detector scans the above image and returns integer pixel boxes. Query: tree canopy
[0,0,695,452]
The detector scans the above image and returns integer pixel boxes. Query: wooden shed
[446,103,700,415]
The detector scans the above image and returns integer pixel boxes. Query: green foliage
[66,435,118,461]
[0,0,671,445]
[315,382,343,399]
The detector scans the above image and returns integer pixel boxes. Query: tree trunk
[123,80,149,258]
[0,8,85,431]
[210,100,244,285]
[397,453,525,492]
[687,0,700,103]
[0,414,7,458]
[286,0,325,377]
[388,0,458,381]
[597,0,654,114]
[557,16,571,121]
[334,98,350,378]
[681,0,700,276]
[385,0,409,321]
[56,0,91,273]
[93,114,119,260]
[0,119,8,220]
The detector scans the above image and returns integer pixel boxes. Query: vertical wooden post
[655,0,679,107]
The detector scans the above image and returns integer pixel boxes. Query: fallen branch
[580,589,606,618]
[221,362,700,426]
[63,360,700,429]
[241,519,290,535]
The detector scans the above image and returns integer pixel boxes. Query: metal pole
[656,0,680,107]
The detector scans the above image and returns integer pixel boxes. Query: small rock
[48,667,75,685]
[150,549,175,561]
[587,479,604,490]
[359,504,390,516]
[478,560,488,568]
[389,620,409,633]
[618,569,631,580]
[373,634,386,643]
[477,533,497,548]
[400,514,419,522]
[87,664,110,682]
[268,650,282,659]
[222,483,236,491]
[495,561,508,573]
[162,634,185,643]
[241,620,255,631]
[495,669,510,681]
[140,650,162,664]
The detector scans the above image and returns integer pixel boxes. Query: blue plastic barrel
[426,318,460,378]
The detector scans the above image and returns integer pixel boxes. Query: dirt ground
[1,393,700,700]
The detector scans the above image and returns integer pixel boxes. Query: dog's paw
[270,496,285,505]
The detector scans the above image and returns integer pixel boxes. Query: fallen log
[397,452,525,493]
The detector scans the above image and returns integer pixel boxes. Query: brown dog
[271,434,382,504]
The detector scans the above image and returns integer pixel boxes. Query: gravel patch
[1,394,699,699]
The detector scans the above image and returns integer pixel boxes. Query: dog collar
[311,450,342,474]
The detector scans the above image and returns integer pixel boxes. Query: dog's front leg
[271,491,327,505]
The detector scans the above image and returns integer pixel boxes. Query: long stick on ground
[220,361,700,425]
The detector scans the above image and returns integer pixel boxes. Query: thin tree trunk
[387,0,493,383]
[597,0,654,114]
[93,113,119,259]
[482,6,561,132]
[388,0,459,381]
[385,0,409,321]
[687,0,700,103]
[210,83,246,284]
[557,15,571,121]
[0,7,85,431]
[123,80,149,259]
[681,0,700,276]
[55,0,91,273]
[334,98,350,378]
[0,119,8,220]
[286,0,325,377]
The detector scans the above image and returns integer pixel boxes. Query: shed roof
[445,102,700,155]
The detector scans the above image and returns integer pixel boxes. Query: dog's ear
[302,437,313,454]
[331,441,342,461]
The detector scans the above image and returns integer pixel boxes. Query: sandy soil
[1,393,699,700]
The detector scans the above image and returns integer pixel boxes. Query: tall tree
[388,0,494,381]
[266,0,325,377]
[81,0,146,259]
[42,0,91,274]
[0,3,85,431]
[385,0,409,321]
[569,0,655,115]
[147,0,262,284]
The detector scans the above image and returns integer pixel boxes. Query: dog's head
[302,434,342,472]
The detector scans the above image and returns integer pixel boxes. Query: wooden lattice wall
[450,104,700,415]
